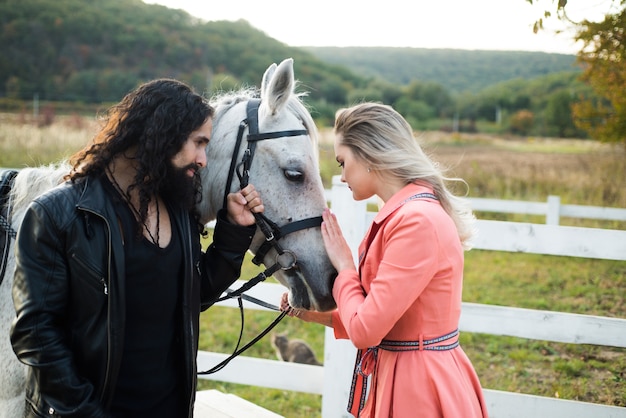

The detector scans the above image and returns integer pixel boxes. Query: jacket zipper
[77,206,113,405]
[70,253,108,295]
[183,216,195,418]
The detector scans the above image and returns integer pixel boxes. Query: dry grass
[420,131,626,207]
[0,112,99,167]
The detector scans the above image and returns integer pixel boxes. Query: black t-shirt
[104,178,185,417]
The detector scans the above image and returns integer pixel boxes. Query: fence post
[328,175,368,254]
[321,176,365,417]
[546,195,561,225]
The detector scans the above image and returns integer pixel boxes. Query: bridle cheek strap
[222,99,315,272]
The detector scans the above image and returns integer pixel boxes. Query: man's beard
[160,163,201,210]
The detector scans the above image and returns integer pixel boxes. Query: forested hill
[305,47,579,94]
[1,0,579,104]
[0,0,358,103]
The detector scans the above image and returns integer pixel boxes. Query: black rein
[0,169,18,287]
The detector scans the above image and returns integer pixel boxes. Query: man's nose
[196,148,207,168]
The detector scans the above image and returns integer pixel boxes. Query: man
[10,79,263,417]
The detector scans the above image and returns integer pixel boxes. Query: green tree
[346,87,384,104]
[572,9,626,144]
[509,109,535,135]
[395,97,435,128]
[403,81,453,118]
[544,90,579,137]
[526,0,626,144]
[317,77,349,105]
[365,79,404,107]
[208,72,242,95]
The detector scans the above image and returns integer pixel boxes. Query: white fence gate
[199,176,626,418]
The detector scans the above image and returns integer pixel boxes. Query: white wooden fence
[199,176,626,418]
[466,195,626,226]
[325,191,626,227]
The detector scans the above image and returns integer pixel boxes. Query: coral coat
[331,183,488,418]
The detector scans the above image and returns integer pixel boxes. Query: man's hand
[225,184,263,226]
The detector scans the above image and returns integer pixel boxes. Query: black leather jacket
[10,176,255,417]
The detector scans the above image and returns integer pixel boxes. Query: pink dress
[331,183,488,418]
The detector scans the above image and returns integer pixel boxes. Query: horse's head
[198,58,337,312]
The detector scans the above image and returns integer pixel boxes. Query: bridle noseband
[199,98,323,375]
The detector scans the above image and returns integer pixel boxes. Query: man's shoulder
[34,178,85,206]
[30,177,100,225]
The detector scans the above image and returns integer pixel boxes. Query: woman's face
[334,138,375,201]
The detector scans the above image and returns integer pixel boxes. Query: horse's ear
[261,63,278,96]
[261,58,294,116]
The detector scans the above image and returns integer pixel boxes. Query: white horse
[0,58,336,417]
[0,164,69,418]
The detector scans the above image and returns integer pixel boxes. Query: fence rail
[468,195,626,225]
[199,177,626,418]
[325,190,626,226]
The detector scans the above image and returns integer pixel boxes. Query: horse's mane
[10,162,71,224]
[209,86,319,149]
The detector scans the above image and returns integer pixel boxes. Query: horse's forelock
[209,87,317,144]
[209,88,258,123]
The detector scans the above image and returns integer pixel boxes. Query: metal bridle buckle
[276,250,297,270]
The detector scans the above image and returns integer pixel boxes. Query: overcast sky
[143,0,616,54]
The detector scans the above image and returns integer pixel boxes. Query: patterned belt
[347,329,459,417]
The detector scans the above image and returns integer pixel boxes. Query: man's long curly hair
[68,78,214,230]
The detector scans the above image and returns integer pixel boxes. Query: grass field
[2,113,625,417]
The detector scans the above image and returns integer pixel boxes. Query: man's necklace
[106,169,160,247]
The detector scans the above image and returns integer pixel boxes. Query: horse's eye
[284,169,304,182]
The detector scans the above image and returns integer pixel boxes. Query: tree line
[0,0,619,141]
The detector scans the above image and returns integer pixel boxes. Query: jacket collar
[372,182,437,225]
[357,183,438,267]
[75,175,115,216]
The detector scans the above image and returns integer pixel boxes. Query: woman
[281,102,488,417]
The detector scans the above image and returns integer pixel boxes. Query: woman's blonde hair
[334,102,476,249]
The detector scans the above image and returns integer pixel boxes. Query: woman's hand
[225,184,264,226]
[279,292,298,317]
[321,208,356,273]
[279,292,334,327]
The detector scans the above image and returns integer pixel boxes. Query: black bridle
[0,169,18,287]
[198,99,323,375]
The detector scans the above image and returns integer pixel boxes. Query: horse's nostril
[287,217,293,222]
